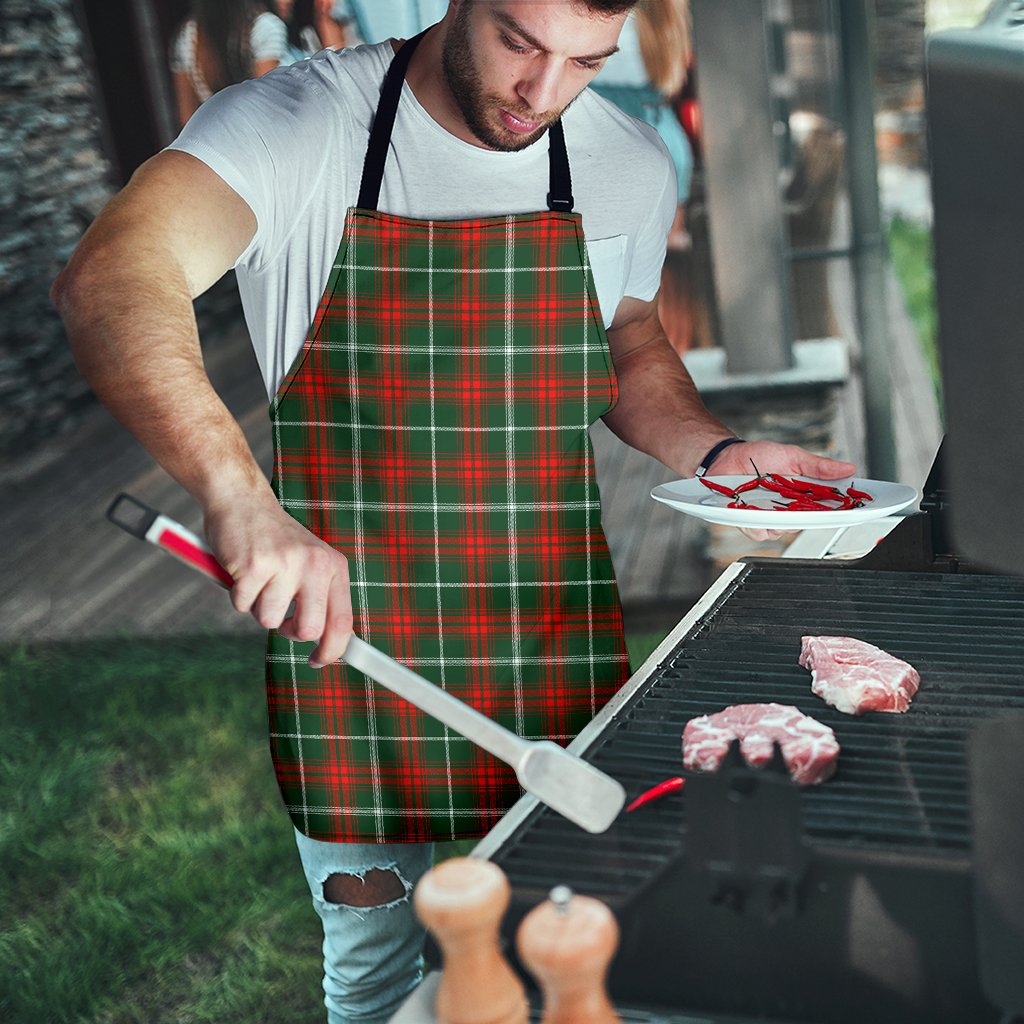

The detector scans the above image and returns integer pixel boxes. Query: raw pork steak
[799,636,920,716]
[682,703,839,785]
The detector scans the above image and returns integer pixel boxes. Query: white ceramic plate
[650,476,920,530]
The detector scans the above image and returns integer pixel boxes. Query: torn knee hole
[323,868,406,908]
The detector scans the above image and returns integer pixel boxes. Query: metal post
[691,0,794,374]
[837,0,898,480]
[129,0,178,149]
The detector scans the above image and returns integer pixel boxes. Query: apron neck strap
[357,29,574,214]
[358,29,426,211]
[546,120,574,213]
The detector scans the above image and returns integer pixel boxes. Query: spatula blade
[517,741,625,834]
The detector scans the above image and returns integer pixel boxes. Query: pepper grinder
[413,857,528,1024]
[516,885,621,1024]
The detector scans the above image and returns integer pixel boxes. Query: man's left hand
[707,440,857,542]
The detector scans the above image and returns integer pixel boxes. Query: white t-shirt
[168,40,676,399]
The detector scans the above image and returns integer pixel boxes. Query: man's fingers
[797,454,856,480]
[714,441,858,482]
[279,584,328,645]
[309,570,354,669]
[251,576,299,630]
[228,560,275,616]
[740,527,790,542]
[204,502,353,651]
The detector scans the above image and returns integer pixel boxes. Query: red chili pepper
[781,497,835,511]
[734,478,762,494]
[699,477,738,498]
[761,479,823,502]
[626,776,685,812]
[768,473,813,493]
[758,477,799,496]
[847,486,873,502]
[773,473,849,499]
[791,476,845,498]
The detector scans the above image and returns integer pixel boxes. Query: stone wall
[0,0,116,462]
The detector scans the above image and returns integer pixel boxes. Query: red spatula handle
[106,493,234,589]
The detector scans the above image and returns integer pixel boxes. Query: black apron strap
[546,119,574,213]
[358,28,575,215]
[357,29,429,211]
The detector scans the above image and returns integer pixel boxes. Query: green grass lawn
[887,215,941,404]
[1,631,666,1023]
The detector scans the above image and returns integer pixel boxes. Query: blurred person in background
[592,0,693,208]
[592,0,695,349]
[334,0,449,45]
[171,0,289,126]
[277,0,350,61]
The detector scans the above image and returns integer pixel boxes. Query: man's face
[441,1,626,151]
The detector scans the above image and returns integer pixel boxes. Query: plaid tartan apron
[266,31,630,842]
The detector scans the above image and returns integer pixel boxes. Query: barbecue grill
[471,449,1024,1023]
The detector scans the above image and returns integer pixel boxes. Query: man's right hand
[204,496,353,668]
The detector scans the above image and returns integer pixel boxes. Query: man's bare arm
[603,295,856,480]
[603,295,733,477]
[51,151,353,664]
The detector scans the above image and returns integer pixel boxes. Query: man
[52,2,854,1020]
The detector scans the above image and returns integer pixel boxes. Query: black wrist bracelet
[695,437,745,478]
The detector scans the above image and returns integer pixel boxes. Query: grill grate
[492,563,1024,903]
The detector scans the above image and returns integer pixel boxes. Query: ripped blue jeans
[294,829,435,1024]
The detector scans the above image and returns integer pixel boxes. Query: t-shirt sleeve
[165,66,341,273]
[251,12,289,63]
[623,138,678,302]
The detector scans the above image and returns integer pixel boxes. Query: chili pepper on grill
[625,776,685,812]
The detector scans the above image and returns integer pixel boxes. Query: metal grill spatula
[107,493,626,834]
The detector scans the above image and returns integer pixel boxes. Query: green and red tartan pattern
[267,208,631,842]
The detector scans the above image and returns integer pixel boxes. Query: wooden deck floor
[2,246,941,644]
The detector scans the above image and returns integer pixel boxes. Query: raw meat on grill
[682,703,840,785]
[799,635,920,716]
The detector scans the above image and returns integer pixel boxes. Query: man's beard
[441,3,559,151]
